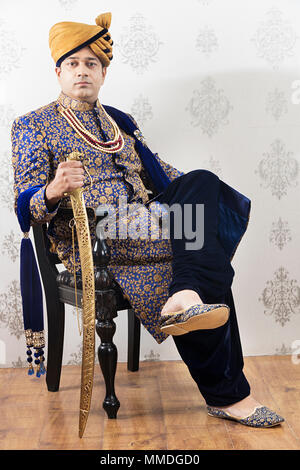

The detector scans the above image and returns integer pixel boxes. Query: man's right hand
[45,160,85,210]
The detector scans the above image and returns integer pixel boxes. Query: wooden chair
[32,208,141,419]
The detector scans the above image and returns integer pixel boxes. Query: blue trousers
[155,169,251,407]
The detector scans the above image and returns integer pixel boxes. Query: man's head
[55,46,107,104]
[49,13,113,103]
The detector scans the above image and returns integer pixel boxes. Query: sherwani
[11,91,186,344]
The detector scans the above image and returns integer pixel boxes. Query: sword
[64,151,95,438]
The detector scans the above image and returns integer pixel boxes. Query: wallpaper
[0,0,300,369]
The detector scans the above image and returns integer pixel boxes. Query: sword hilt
[63,152,92,197]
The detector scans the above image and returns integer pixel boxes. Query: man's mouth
[76,82,90,85]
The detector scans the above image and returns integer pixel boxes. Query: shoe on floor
[159,303,230,336]
[207,405,284,428]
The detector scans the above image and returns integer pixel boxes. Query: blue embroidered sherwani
[11,91,188,343]
[11,91,250,345]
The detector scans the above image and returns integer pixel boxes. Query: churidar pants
[154,169,250,406]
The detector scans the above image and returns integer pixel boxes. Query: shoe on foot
[159,303,230,336]
[207,405,284,428]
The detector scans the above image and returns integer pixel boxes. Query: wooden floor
[1,355,300,450]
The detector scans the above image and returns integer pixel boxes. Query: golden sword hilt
[65,151,96,438]
[63,152,92,198]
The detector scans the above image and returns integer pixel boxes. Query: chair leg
[95,289,120,419]
[46,299,65,392]
[127,309,141,372]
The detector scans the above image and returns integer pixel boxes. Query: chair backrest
[32,206,105,274]
[32,223,61,282]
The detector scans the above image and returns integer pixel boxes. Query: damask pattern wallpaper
[0,0,300,368]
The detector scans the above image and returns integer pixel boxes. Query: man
[11,12,284,427]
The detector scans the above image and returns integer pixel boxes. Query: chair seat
[56,269,132,310]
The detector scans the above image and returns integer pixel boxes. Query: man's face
[55,46,107,103]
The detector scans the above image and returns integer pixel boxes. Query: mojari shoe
[207,405,284,428]
[159,303,230,336]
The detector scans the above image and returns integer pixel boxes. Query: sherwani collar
[57,91,101,111]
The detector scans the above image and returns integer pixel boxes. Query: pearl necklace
[58,103,125,153]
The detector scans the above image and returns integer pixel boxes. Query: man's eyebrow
[67,56,98,61]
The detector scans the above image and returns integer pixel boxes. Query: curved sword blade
[66,152,96,438]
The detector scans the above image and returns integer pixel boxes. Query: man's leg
[172,288,250,407]
[156,169,257,414]
[159,169,234,302]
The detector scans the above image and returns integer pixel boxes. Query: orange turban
[49,12,113,67]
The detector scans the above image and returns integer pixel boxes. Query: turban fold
[49,12,113,67]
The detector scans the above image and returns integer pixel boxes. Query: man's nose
[77,64,89,76]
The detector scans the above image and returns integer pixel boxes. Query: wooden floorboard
[0,355,300,450]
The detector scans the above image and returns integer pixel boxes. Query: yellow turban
[49,12,113,67]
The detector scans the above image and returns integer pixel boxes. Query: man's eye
[68,61,95,66]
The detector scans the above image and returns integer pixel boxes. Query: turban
[49,12,113,67]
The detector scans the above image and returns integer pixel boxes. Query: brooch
[133,129,147,147]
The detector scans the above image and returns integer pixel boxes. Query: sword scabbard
[65,151,95,438]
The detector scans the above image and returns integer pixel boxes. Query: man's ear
[55,66,61,78]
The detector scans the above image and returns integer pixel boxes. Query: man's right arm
[11,114,85,223]
[11,114,61,225]
[45,183,62,211]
